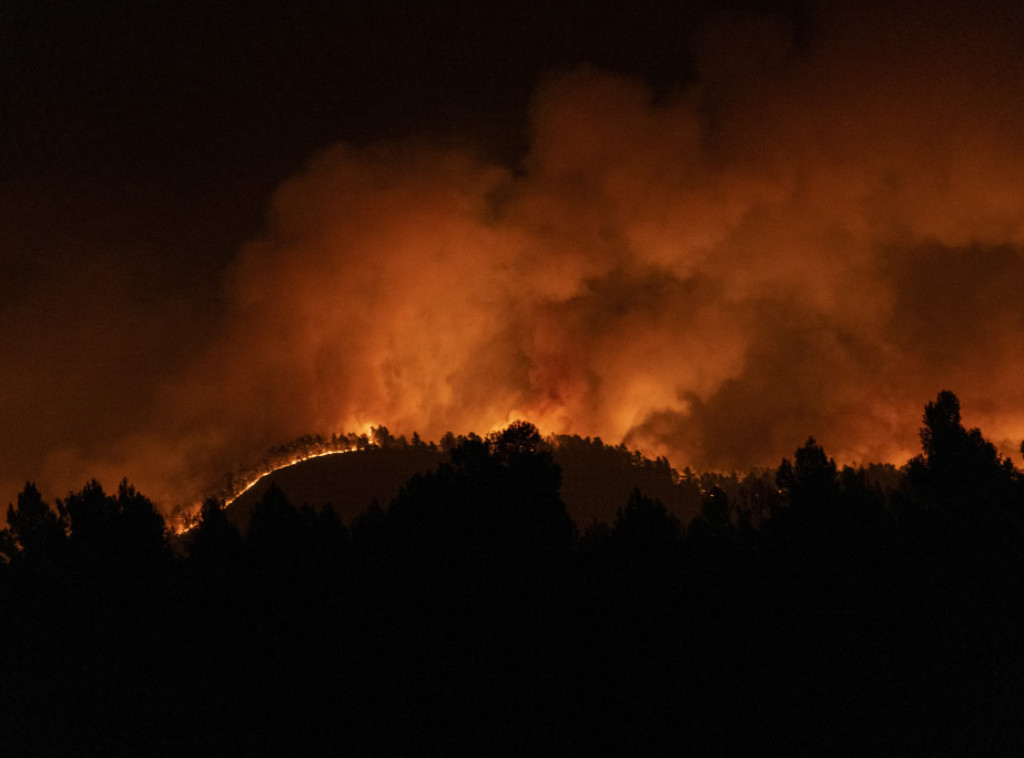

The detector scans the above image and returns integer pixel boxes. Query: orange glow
[221,449,354,509]
[5,4,1024,512]
[171,439,374,535]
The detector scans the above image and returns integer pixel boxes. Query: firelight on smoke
[5,3,1024,511]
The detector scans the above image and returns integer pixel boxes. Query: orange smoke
[5,2,1024,509]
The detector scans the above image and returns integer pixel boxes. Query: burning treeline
[4,397,1024,751]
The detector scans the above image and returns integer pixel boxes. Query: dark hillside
[4,401,1024,752]
[225,445,445,531]
[552,434,702,526]
[225,435,703,532]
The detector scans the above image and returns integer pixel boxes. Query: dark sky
[3,0,718,263]
[3,0,1024,509]
[2,0,720,391]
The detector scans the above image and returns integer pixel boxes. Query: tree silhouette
[776,436,839,516]
[735,470,782,533]
[609,488,683,574]
[187,496,243,572]
[6,482,65,567]
[0,527,14,568]
[246,482,302,570]
[615,488,680,544]
[352,497,388,549]
[486,419,544,461]
[908,390,1016,516]
[58,479,168,584]
[386,421,574,591]
[689,486,733,541]
[3,406,1023,752]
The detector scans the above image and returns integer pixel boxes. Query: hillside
[5,399,1024,752]
[224,436,704,532]
[224,444,445,530]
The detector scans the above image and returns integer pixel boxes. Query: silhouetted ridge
[222,429,704,533]
[2,399,1024,752]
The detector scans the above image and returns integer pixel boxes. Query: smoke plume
[5,1,1024,509]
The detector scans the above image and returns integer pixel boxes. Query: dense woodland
[3,391,1024,753]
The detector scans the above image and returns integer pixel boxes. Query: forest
[2,391,1023,753]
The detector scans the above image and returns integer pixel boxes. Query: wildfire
[223,449,358,508]
[170,431,382,535]
[14,27,1024,519]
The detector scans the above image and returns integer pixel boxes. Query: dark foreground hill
[226,435,704,533]
[4,400,1024,753]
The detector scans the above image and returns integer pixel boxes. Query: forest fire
[3,2,1024,514]
[169,430,384,534]
[168,449,354,536]
[220,449,353,510]
[6,3,1024,748]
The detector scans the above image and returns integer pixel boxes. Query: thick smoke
[6,1,1024,508]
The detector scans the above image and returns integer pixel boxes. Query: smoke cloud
[5,1,1024,509]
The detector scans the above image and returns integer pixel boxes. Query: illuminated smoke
[6,1,1024,509]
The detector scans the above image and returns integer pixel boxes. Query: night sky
[3,0,1024,511]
